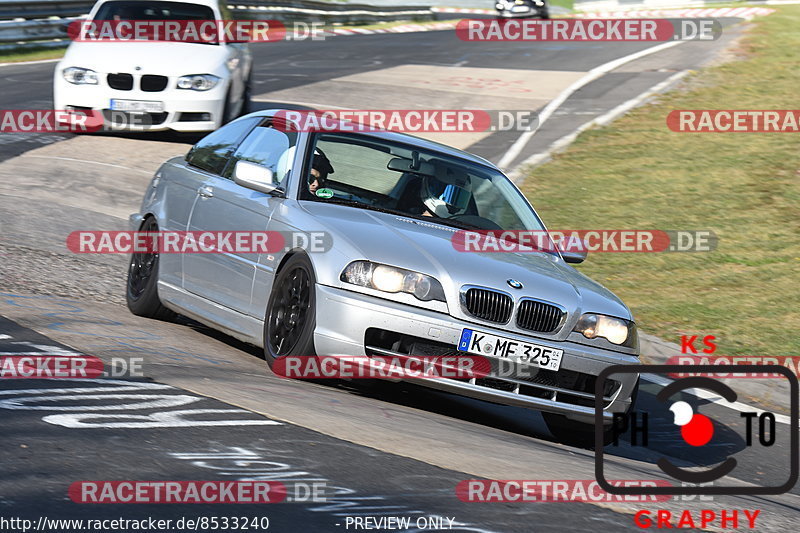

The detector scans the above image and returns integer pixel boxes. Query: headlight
[341,261,446,302]
[62,67,98,85]
[177,74,220,91]
[573,313,636,346]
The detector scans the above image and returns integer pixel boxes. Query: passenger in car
[308,150,334,194]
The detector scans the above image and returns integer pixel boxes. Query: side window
[313,136,397,194]
[223,124,298,184]
[185,117,259,175]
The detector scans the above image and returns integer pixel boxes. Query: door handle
[198,186,214,198]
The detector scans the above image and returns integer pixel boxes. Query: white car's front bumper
[314,284,639,424]
[54,73,227,132]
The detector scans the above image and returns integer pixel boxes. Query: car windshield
[301,133,547,233]
[93,1,218,44]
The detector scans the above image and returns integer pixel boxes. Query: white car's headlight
[62,67,98,85]
[341,261,446,302]
[573,313,636,346]
[177,74,220,91]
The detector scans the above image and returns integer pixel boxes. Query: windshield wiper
[403,214,483,231]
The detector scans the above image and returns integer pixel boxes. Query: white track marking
[643,373,794,426]
[498,40,685,170]
[43,409,283,428]
[0,58,61,68]
[0,393,201,410]
[510,70,688,177]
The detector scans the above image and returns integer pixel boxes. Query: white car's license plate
[457,328,563,371]
[110,99,164,112]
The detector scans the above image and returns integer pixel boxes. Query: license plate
[457,328,563,371]
[512,5,531,12]
[110,99,164,112]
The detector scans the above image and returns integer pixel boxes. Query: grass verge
[519,7,800,358]
[0,46,66,64]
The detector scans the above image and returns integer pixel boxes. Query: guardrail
[230,1,432,25]
[0,0,435,51]
[0,0,93,20]
[0,18,74,51]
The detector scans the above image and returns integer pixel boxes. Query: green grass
[548,0,574,11]
[518,7,800,358]
[0,46,66,63]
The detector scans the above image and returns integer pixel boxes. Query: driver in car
[308,150,334,195]
[419,165,473,218]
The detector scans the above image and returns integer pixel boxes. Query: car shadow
[175,314,747,464]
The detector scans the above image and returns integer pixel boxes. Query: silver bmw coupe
[127,109,640,440]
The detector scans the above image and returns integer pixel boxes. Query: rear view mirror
[233,161,278,194]
[387,157,434,176]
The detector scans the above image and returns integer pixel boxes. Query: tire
[263,254,317,371]
[221,85,236,125]
[219,89,231,127]
[126,217,174,321]
[240,72,253,116]
[539,8,550,19]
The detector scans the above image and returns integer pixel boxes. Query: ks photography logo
[594,365,798,496]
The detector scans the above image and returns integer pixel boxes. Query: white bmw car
[53,0,252,132]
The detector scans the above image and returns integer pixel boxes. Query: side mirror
[560,249,588,264]
[548,235,588,264]
[233,160,278,194]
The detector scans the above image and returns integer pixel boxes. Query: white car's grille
[107,72,133,90]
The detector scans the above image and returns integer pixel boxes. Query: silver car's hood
[303,202,632,320]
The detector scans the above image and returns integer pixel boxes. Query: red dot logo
[681,413,714,446]
[670,401,714,446]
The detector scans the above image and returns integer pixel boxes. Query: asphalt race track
[1,14,798,533]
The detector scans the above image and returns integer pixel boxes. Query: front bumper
[314,284,639,424]
[53,77,225,132]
